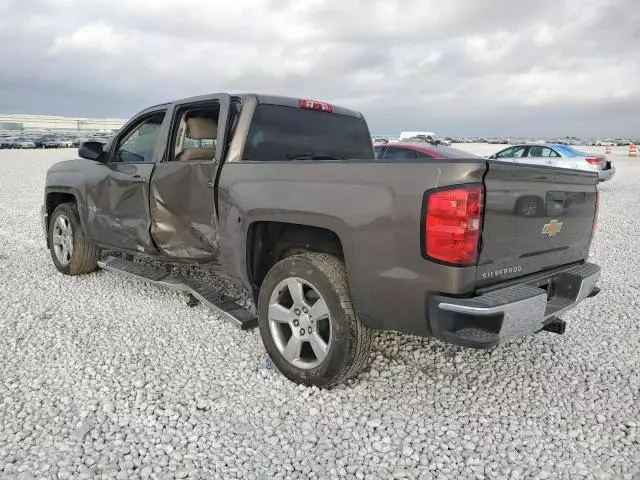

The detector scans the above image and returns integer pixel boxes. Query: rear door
[148,94,231,259]
[477,161,598,287]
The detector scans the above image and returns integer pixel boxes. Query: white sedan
[487,143,615,182]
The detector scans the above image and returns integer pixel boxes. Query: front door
[148,95,231,259]
[85,109,167,254]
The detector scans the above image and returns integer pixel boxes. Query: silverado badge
[542,219,563,237]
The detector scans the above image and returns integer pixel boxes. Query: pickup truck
[41,93,602,387]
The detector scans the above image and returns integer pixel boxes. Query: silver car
[488,143,615,182]
[12,138,37,149]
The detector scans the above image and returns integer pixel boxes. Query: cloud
[0,0,638,136]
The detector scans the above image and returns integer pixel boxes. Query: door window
[528,146,560,157]
[170,104,220,162]
[113,112,165,163]
[496,146,527,158]
[384,147,419,159]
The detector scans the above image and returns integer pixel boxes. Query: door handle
[132,175,146,183]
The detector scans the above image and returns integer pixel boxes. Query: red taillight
[585,157,604,165]
[299,99,333,112]
[424,186,484,265]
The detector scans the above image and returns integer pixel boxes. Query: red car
[374,142,479,160]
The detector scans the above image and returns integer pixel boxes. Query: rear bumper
[599,164,615,181]
[429,263,600,349]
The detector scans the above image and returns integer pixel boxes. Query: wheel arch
[246,221,346,300]
[45,188,84,242]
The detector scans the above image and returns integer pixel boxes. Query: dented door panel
[149,162,218,259]
[85,162,157,253]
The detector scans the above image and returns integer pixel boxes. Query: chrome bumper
[429,263,601,348]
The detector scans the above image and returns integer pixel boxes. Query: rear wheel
[48,203,101,275]
[257,253,371,387]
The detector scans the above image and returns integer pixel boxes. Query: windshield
[243,104,374,161]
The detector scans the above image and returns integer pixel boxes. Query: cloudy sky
[1,0,638,137]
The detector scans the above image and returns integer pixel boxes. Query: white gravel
[0,147,638,480]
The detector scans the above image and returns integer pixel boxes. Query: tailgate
[477,161,598,287]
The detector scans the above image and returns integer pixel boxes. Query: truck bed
[218,157,599,336]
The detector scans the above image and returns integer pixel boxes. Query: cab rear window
[243,104,374,161]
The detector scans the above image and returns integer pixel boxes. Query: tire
[257,253,372,388]
[48,203,101,275]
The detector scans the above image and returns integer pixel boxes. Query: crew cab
[41,93,602,387]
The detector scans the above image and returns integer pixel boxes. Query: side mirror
[78,141,105,161]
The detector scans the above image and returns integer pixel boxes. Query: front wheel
[257,253,372,388]
[48,203,101,275]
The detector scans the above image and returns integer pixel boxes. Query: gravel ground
[0,147,638,480]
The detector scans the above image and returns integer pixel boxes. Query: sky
[0,0,639,137]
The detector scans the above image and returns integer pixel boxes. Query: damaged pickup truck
[41,93,602,387]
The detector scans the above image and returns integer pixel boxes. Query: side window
[113,112,165,163]
[170,104,219,162]
[528,146,559,157]
[544,147,560,157]
[496,147,514,158]
[384,148,418,159]
[497,146,527,158]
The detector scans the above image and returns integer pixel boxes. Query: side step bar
[97,256,257,330]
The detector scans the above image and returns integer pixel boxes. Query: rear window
[425,146,480,159]
[552,145,580,157]
[242,104,374,161]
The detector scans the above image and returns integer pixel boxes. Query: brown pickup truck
[41,93,601,387]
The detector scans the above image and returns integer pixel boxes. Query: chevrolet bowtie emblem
[542,219,563,237]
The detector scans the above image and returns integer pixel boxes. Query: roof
[509,143,573,148]
[145,93,363,118]
[376,142,481,159]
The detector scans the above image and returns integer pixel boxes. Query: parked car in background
[12,137,36,149]
[43,138,63,148]
[488,143,615,182]
[34,136,57,148]
[374,142,480,160]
